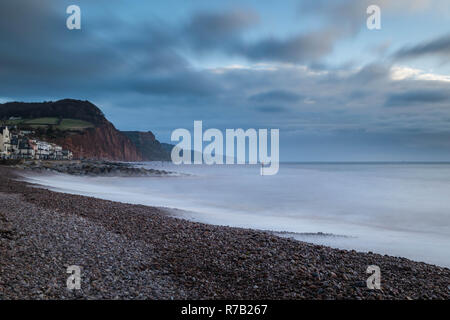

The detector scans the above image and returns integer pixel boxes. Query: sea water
[23,162,450,267]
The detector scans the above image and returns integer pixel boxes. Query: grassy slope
[1,117,94,130]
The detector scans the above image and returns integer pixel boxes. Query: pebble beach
[0,166,449,300]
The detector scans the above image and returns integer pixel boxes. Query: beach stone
[0,166,449,300]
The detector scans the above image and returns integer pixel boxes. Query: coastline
[0,166,449,299]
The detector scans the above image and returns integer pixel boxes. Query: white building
[1,127,73,160]
[62,150,73,160]
[17,139,36,159]
[0,126,11,158]
[52,144,63,160]
[35,140,52,160]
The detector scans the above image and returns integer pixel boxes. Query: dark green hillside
[0,99,106,126]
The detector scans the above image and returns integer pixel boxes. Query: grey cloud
[249,90,303,103]
[0,0,198,99]
[255,105,287,113]
[239,30,338,63]
[181,10,346,64]
[299,0,445,28]
[184,10,259,51]
[385,90,450,107]
[299,0,367,35]
[132,72,222,98]
[0,0,125,80]
[349,63,391,84]
[0,0,355,101]
[393,33,450,62]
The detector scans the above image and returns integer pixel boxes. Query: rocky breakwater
[16,160,170,177]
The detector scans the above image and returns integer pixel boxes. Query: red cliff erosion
[54,122,143,161]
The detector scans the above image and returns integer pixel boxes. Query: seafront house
[35,140,51,160]
[18,139,36,159]
[62,150,73,160]
[9,135,19,154]
[0,126,73,160]
[0,126,11,158]
[52,144,63,160]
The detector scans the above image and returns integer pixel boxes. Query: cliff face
[0,99,145,162]
[53,122,143,161]
[122,131,171,161]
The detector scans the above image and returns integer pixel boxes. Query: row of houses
[0,126,73,160]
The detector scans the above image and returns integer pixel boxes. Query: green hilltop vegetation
[1,117,95,131]
[0,99,104,141]
[0,99,107,126]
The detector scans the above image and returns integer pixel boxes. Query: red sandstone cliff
[53,122,144,161]
[121,131,171,161]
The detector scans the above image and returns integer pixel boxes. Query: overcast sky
[1,0,450,161]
